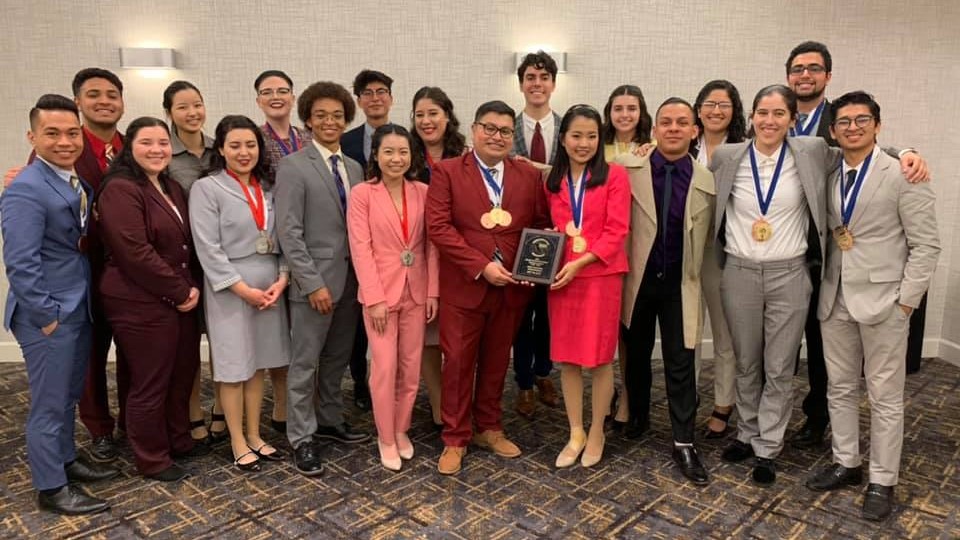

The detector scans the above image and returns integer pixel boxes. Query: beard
[796,86,825,102]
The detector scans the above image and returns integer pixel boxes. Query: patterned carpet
[0,357,957,539]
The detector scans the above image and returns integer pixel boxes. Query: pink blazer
[348,180,439,308]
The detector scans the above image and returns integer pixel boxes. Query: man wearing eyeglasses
[426,100,549,475]
[805,91,939,521]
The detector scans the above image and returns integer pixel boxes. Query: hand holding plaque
[511,228,566,285]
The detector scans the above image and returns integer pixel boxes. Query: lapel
[619,153,656,227]
[849,149,891,230]
[211,170,251,205]
[146,178,189,239]
[513,117,527,157]
[371,182,404,244]
[789,139,822,225]
[715,142,749,218]
[500,158,519,211]
[466,153,496,212]
[37,161,82,226]
[549,111,562,165]
[685,157,715,233]
[305,143,346,219]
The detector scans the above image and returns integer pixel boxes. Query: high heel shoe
[396,432,414,460]
[209,406,228,443]
[555,435,587,468]
[581,435,605,468]
[378,440,402,472]
[233,450,261,472]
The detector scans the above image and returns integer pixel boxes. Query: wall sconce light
[119,47,176,69]
[514,51,568,73]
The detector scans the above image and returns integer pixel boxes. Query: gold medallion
[494,207,512,227]
[752,218,773,242]
[565,220,581,237]
[833,226,854,251]
[480,212,496,229]
[572,236,588,253]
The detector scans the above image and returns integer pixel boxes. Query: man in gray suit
[276,81,371,477]
[805,92,939,521]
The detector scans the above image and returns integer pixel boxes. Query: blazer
[426,152,550,309]
[813,99,837,147]
[512,111,562,165]
[341,124,367,172]
[711,137,838,273]
[275,143,364,302]
[97,174,201,308]
[347,180,439,308]
[188,171,285,292]
[1,160,92,329]
[818,150,939,325]
[616,152,715,348]
[544,164,631,278]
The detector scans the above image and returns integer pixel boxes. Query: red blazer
[426,152,549,309]
[97,174,202,308]
[546,163,630,277]
[347,180,439,308]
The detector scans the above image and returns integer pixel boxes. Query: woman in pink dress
[546,105,630,468]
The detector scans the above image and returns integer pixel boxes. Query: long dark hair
[409,86,466,160]
[100,116,172,195]
[162,80,204,137]
[546,105,609,193]
[601,85,652,145]
[694,79,747,144]
[366,124,422,183]
[207,115,274,189]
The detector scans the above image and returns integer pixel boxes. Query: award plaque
[511,228,566,285]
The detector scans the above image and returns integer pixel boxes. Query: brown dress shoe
[438,446,466,475]
[535,377,559,407]
[515,389,536,418]
[472,430,522,458]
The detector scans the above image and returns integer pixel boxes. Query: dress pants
[104,296,199,474]
[799,265,830,430]
[721,254,811,459]
[13,307,91,490]
[79,287,130,437]
[622,270,696,443]
[699,246,736,408]
[821,289,908,486]
[350,315,369,390]
[365,284,425,446]
[512,286,551,390]
[440,287,526,447]
[906,292,927,373]
[287,270,360,448]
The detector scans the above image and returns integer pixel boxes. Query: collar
[36,156,74,183]
[522,110,554,131]
[313,139,344,163]
[171,129,214,156]
[82,126,122,155]
[473,151,504,179]
[842,145,881,175]
[752,140,785,161]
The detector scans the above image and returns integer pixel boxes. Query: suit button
[181,263,188,269]
[182,244,188,250]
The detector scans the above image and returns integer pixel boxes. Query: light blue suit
[2,158,92,490]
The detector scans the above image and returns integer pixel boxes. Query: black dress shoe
[294,442,324,477]
[623,418,649,440]
[806,463,863,491]
[609,419,627,433]
[862,483,894,521]
[145,463,191,482]
[790,420,827,449]
[37,485,109,515]
[65,458,120,483]
[672,446,709,485]
[315,423,371,444]
[172,441,212,459]
[354,385,372,412]
[752,458,776,485]
[88,435,118,463]
[271,419,287,434]
[721,440,754,463]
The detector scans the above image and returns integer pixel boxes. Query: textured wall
[0,0,958,361]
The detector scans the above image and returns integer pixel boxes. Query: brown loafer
[471,430,521,458]
[535,377,559,407]
[515,389,536,418]
[438,446,466,475]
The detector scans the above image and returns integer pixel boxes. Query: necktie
[70,174,88,219]
[329,155,347,211]
[530,121,546,164]
[844,169,857,198]
[660,164,674,250]
[797,112,809,127]
[104,143,115,165]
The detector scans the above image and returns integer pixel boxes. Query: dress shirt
[521,111,555,164]
[836,145,882,223]
[724,142,808,262]
[474,152,505,206]
[648,150,692,281]
[82,127,123,173]
[36,156,74,185]
[363,123,375,161]
[312,139,351,205]
[169,130,216,195]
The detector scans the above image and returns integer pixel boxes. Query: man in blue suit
[2,94,118,515]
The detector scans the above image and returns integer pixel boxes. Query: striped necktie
[70,174,88,222]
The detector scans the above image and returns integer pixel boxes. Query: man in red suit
[426,100,549,475]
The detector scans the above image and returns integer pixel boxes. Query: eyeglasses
[789,64,826,75]
[312,111,345,123]
[833,115,875,130]
[474,122,515,139]
[258,88,292,97]
[700,101,733,111]
[360,88,391,98]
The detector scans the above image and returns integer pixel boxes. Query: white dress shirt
[474,151,505,206]
[836,145,882,225]
[312,139,351,205]
[521,111,555,164]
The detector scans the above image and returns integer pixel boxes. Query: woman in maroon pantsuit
[97,117,207,481]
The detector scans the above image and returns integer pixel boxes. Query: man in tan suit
[805,92,939,521]
[618,98,715,485]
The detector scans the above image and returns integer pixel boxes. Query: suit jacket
[96,174,201,308]
[275,143,363,302]
[341,125,367,172]
[818,150,939,324]
[512,111,562,165]
[616,152,715,348]
[711,137,839,273]
[813,99,837,147]
[2,160,92,329]
[188,171,285,292]
[347,180,439,308]
[426,152,550,309]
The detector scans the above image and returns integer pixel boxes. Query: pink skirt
[548,273,623,368]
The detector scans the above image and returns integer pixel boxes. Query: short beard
[796,87,825,103]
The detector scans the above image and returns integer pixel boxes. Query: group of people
[1,41,939,524]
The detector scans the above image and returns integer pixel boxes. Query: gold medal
[565,220,581,237]
[752,218,773,242]
[572,236,588,253]
[480,212,496,229]
[833,226,854,251]
[497,209,512,227]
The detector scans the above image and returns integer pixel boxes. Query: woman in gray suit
[189,115,291,471]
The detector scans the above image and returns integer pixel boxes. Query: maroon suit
[97,174,202,475]
[426,153,549,447]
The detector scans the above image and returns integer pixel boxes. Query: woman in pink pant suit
[347,125,439,471]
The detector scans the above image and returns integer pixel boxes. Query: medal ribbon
[749,142,788,217]
[566,169,587,229]
[396,183,410,245]
[226,169,266,231]
[790,100,825,137]
[839,151,873,227]
[479,165,503,207]
[265,123,300,156]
